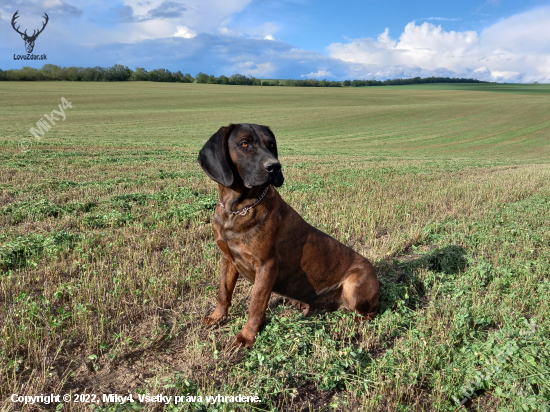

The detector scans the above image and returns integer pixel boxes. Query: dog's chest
[215,225,260,282]
[217,236,257,281]
[213,211,274,282]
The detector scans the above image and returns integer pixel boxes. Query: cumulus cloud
[219,27,241,36]
[119,0,251,35]
[232,61,275,76]
[327,24,478,79]
[328,6,550,82]
[174,25,196,38]
[301,70,334,78]
[94,0,254,42]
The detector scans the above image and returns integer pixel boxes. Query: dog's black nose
[265,161,281,173]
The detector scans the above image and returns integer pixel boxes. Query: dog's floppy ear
[264,126,278,158]
[197,125,235,187]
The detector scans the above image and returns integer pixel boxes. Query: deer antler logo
[12,11,49,54]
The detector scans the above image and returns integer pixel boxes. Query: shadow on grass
[376,244,468,313]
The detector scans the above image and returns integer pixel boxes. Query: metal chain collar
[219,186,269,216]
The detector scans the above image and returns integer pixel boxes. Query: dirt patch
[284,382,335,411]
[464,391,500,412]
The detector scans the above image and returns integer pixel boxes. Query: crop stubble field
[0,82,549,411]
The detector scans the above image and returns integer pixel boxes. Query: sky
[1,0,550,82]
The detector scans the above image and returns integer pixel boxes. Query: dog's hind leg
[341,266,380,320]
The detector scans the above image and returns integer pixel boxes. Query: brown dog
[198,123,380,348]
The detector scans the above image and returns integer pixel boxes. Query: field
[1,82,549,411]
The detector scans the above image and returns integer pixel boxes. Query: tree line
[0,64,486,86]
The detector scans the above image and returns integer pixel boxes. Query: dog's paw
[233,332,254,349]
[353,312,377,323]
[202,314,226,325]
[286,299,310,314]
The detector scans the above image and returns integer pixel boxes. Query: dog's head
[197,123,284,189]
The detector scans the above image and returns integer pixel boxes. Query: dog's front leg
[203,255,239,325]
[234,259,278,348]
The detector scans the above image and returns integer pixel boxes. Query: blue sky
[1,0,550,82]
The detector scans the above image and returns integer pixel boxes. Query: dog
[197,123,380,348]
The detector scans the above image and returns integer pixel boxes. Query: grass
[0,82,549,411]
[379,83,550,96]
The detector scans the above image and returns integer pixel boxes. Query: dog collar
[219,186,269,216]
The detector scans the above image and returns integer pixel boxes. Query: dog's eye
[269,143,274,148]
[240,142,249,148]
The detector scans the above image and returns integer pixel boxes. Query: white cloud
[219,22,279,40]
[225,60,275,76]
[174,25,197,38]
[301,70,334,78]
[42,0,63,7]
[237,61,254,68]
[249,62,275,76]
[328,23,478,69]
[123,0,251,27]
[425,17,461,21]
[116,0,252,41]
[490,71,521,81]
[219,26,242,36]
[328,6,550,82]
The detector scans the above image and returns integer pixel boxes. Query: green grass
[1,81,550,159]
[0,82,549,411]
[384,83,550,95]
